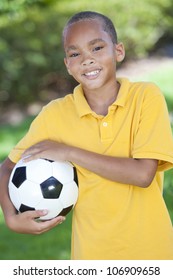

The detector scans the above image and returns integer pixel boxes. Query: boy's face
[63,19,124,92]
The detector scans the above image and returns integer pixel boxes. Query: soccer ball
[8,158,78,220]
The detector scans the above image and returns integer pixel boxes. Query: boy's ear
[115,43,125,62]
[64,57,72,75]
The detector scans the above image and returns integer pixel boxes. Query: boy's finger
[24,209,48,219]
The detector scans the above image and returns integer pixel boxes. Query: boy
[0,11,173,259]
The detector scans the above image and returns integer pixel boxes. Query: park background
[0,0,173,259]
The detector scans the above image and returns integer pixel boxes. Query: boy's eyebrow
[66,45,77,52]
[89,38,105,45]
[66,38,105,52]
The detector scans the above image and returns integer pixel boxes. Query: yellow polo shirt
[9,78,173,259]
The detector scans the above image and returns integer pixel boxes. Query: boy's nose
[82,53,95,66]
[82,58,94,66]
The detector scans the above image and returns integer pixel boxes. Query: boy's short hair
[63,11,118,44]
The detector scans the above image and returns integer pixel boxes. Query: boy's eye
[93,46,103,52]
[69,53,79,58]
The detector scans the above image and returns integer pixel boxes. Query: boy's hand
[22,140,71,163]
[5,210,66,234]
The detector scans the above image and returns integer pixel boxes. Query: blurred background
[0,0,173,259]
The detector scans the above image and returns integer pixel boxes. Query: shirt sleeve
[132,84,173,171]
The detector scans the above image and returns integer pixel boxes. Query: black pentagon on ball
[43,158,54,163]
[58,205,74,216]
[40,176,63,199]
[73,167,78,186]
[12,166,26,188]
[19,204,35,213]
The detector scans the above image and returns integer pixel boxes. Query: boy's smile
[82,69,101,79]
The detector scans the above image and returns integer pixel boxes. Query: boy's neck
[83,81,120,116]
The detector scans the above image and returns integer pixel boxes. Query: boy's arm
[69,146,158,188]
[22,140,158,188]
[0,158,65,234]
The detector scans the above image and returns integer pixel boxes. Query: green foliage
[0,3,71,108]
[0,0,173,108]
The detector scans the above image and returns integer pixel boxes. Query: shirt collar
[113,77,130,107]
[73,85,93,118]
[73,78,130,118]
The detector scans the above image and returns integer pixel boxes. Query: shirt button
[103,122,108,127]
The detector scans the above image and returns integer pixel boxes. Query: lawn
[0,210,72,260]
[0,61,173,259]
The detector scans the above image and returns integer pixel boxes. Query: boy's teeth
[85,70,100,76]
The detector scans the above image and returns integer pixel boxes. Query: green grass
[163,170,173,222]
[0,211,72,260]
